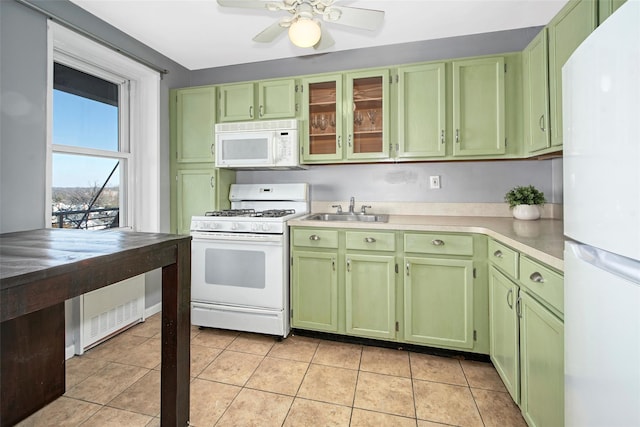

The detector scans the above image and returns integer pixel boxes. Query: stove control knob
[261,223,271,232]
[231,222,239,231]
[207,222,218,230]
[251,223,259,231]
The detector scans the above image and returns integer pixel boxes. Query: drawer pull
[529,272,545,283]
[431,239,445,246]
[493,250,503,258]
[364,237,376,243]
[309,234,321,241]
[516,296,522,318]
[506,288,514,309]
[346,258,351,272]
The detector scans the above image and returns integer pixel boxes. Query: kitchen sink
[304,213,389,223]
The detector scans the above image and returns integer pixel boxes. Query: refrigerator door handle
[569,242,640,286]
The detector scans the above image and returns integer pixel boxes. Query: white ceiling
[70,0,568,71]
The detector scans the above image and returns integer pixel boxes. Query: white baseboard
[145,302,162,318]
[66,345,76,360]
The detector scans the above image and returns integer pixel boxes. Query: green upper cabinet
[257,79,298,119]
[302,74,344,162]
[547,0,597,147]
[452,57,506,156]
[345,69,390,161]
[523,29,551,154]
[218,78,298,122]
[404,256,474,350]
[345,253,396,340]
[598,0,627,25]
[176,86,216,163]
[396,63,447,159]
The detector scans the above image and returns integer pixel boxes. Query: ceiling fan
[216,0,385,49]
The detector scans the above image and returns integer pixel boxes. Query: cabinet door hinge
[473,330,477,341]
[395,321,399,332]
[505,138,508,147]
[290,257,293,266]
[395,263,399,274]
[504,63,507,73]
[473,268,477,279]
[295,84,299,92]
[389,75,393,84]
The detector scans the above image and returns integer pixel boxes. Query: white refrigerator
[563,1,640,426]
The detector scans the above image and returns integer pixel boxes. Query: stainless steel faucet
[349,197,355,213]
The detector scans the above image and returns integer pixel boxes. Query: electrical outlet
[430,175,441,189]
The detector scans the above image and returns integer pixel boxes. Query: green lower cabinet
[404,257,474,349]
[489,266,520,403]
[175,168,234,235]
[519,290,564,427]
[345,253,396,340]
[291,250,339,332]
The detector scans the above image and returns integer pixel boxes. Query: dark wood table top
[0,228,191,322]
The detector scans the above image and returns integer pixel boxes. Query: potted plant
[504,185,546,220]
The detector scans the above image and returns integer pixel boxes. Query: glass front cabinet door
[302,70,389,163]
[345,70,389,161]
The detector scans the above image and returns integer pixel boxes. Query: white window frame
[46,22,161,232]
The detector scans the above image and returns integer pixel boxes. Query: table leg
[0,303,65,426]
[160,240,191,426]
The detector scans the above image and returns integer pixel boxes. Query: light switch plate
[430,175,441,189]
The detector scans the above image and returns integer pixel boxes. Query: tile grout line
[460,360,487,427]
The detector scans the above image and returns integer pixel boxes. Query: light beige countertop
[288,215,565,272]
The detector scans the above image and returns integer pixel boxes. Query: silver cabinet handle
[210,177,215,188]
[364,237,376,243]
[516,296,522,318]
[539,114,546,132]
[249,105,253,118]
[455,129,460,143]
[309,234,321,241]
[259,105,264,117]
[431,239,445,246]
[337,135,342,148]
[332,258,335,271]
[348,134,352,147]
[493,250,503,258]
[406,262,410,276]
[346,258,351,272]
[529,272,545,283]
[210,143,215,156]
[440,129,445,144]
[506,288,514,309]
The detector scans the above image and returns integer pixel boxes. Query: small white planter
[511,204,541,220]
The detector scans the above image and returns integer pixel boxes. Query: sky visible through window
[53,89,119,188]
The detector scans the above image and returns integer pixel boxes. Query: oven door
[191,232,285,310]
[215,131,274,168]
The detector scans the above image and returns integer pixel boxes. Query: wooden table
[0,229,191,426]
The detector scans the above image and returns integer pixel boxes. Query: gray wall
[238,160,555,204]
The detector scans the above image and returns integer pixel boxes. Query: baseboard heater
[74,274,145,354]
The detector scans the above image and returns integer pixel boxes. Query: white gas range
[190,183,309,337]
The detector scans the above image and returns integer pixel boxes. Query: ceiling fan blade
[252,20,287,43]
[324,6,384,31]
[314,26,335,50]
[217,0,282,10]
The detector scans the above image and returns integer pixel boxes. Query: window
[47,22,161,232]
[52,62,129,229]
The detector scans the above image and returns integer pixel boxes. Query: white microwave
[214,119,304,170]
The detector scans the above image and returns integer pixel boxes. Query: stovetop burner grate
[203,208,296,218]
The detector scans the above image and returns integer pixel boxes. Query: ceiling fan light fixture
[288,17,321,48]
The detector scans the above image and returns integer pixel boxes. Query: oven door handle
[191,232,284,244]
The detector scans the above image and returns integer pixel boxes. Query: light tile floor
[17,313,526,427]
